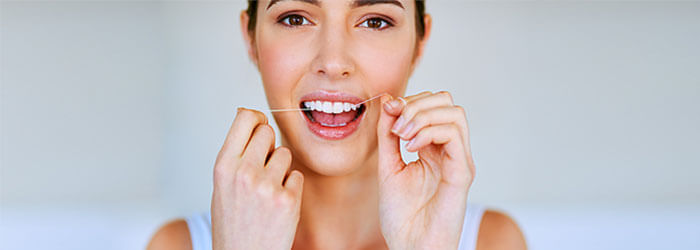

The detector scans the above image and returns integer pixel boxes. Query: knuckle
[276,146,291,155]
[257,182,276,197]
[417,90,432,96]
[216,147,225,159]
[235,166,256,186]
[437,91,454,103]
[454,105,467,119]
[469,162,476,178]
[447,124,461,134]
[255,124,275,141]
[454,105,465,114]
[215,149,226,163]
[215,146,232,162]
[277,191,296,207]
[412,110,428,126]
[236,108,255,120]
[213,163,232,182]
[237,108,266,124]
[446,123,459,131]
[415,126,437,138]
[276,147,293,164]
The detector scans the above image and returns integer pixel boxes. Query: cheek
[256,36,314,106]
[353,36,415,96]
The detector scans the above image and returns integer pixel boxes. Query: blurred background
[2,0,699,249]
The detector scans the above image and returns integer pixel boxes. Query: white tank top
[185,203,486,250]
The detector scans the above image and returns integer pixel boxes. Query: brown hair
[246,0,426,39]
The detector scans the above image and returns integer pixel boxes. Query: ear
[410,14,432,74]
[240,10,259,67]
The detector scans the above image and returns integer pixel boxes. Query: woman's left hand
[377,91,476,250]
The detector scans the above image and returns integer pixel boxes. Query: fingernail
[405,138,416,149]
[383,102,391,112]
[399,121,415,138]
[391,116,405,133]
[381,96,392,112]
[388,100,400,109]
[380,95,390,103]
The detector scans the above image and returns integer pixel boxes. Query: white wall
[417,1,700,205]
[158,1,260,214]
[1,2,165,205]
[2,1,699,249]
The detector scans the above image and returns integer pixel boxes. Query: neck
[291,153,387,250]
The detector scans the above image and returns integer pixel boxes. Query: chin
[298,144,371,176]
[279,121,378,177]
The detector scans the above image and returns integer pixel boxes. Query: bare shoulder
[146,219,192,250]
[476,209,527,250]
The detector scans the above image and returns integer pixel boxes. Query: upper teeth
[303,101,358,114]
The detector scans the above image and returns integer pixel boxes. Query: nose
[311,27,355,80]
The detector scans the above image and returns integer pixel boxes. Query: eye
[358,17,392,30]
[279,14,312,26]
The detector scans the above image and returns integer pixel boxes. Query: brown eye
[280,14,310,26]
[367,19,382,29]
[359,17,391,30]
[288,15,303,25]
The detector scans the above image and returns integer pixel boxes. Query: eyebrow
[267,0,404,10]
[267,0,319,10]
[352,0,404,9]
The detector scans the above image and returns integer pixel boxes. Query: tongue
[311,110,358,126]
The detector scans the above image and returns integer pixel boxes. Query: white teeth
[304,101,314,110]
[320,122,347,127]
[322,102,333,113]
[332,102,344,114]
[303,101,361,114]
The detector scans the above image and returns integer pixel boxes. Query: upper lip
[299,90,365,104]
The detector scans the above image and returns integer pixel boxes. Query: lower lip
[302,110,365,140]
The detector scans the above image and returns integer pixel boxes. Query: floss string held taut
[265,93,387,113]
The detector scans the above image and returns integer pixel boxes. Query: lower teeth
[321,122,347,127]
[303,103,364,127]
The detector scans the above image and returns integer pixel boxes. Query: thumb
[377,94,405,178]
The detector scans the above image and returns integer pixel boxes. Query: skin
[148,0,527,249]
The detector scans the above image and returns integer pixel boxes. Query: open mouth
[298,93,367,140]
[300,101,366,127]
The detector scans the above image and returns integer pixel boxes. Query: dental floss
[265,93,387,113]
[397,96,408,106]
[266,107,312,112]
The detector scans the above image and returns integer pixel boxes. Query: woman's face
[244,0,427,176]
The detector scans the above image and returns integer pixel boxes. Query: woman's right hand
[211,108,305,250]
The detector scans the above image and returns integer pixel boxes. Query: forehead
[263,0,411,10]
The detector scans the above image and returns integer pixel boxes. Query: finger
[392,91,454,135]
[377,94,405,178]
[283,170,304,199]
[405,124,465,160]
[265,146,293,184]
[404,91,433,102]
[218,108,268,162]
[242,123,276,167]
[383,91,432,116]
[407,123,472,186]
[395,106,468,141]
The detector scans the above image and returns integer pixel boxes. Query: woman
[149,0,526,249]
